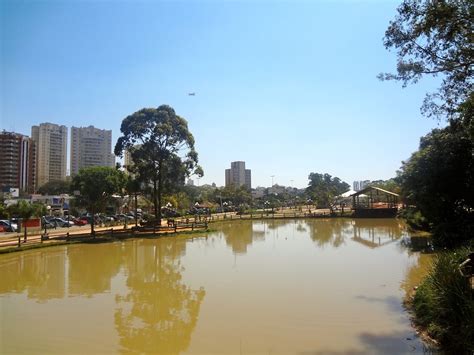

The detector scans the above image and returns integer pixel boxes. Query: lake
[0,218,432,354]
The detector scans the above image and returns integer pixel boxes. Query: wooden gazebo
[350,186,399,218]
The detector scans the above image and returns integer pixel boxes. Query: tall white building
[225,161,251,189]
[70,126,115,175]
[353,180,371,191]
[31,123,68,188]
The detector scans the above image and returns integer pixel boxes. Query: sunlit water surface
[0,219,432,354]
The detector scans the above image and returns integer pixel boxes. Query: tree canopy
[214,184,252,208]
[38,179,71,195]
[379,0,473,119]
[306,173,350,209]
[7,200,45,244]
[114,105,203,223]
[398,119,474,246]
[71,166,125,234]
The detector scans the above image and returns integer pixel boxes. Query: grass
[411,246,474,353]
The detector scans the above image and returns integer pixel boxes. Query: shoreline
[0,228,213,255]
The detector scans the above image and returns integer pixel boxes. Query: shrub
[399,207,430,231]
[413,247,474,352]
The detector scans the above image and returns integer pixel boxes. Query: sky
[0,0,443,189]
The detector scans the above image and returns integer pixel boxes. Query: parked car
[73,217,88,226]
[0,220,18,232]
[77,216,92,224]
[41,217,56,229]
[161,207,181,218]
[115,214,134,221]
[49,217,74,228]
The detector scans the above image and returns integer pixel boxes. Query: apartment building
[225,161,251,189]
[70,125,115,175]
[31,123,67,188]
[0,131,36,192]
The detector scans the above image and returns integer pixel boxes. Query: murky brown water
[0,219,432,354]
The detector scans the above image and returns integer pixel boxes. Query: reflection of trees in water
[0,248,66,301]
[400,253,433,296]
[218,220,255,255]
[219,219,299,254]
[68,243,122,296]
[307,219,353,248]
[352,219,404,249]
[114,238,205,354]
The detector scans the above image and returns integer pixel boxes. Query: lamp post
[44,205,51,236]
[223,201,228,218]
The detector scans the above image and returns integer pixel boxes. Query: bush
[413,247,474,352]
[399,207,430,231]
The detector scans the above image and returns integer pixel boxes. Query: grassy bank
[409,246,473,353]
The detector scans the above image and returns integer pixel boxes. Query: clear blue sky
[1,0,442,188]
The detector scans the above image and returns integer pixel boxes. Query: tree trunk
[91,206,95,237]
[134,192,138,227]
[157,159,164,227]
[153,178,159,223]
[24,224,27,242]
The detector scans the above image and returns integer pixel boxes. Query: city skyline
[1,122,382,191]
[1,1,442,188]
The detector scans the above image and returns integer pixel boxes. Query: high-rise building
[70,125,115,175]
[353,181,360,191]
[353,180,371,191]
[0,131,36,192]
[225,161,251,189]
[31,123,68,188]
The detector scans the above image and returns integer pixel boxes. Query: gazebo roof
[350,186,399,197]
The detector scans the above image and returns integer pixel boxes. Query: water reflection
[0,249,66,301]
[114,238,205,354]
[217,221,257,254]
[217,218,406,254]
[307,218,353,248]
[68,243,122,296]
[0,219,432,354]
[351,219,405,248]
[400,252,434,295]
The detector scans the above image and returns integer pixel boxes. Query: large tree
[306,173,350,210]
[71,166,126,236]
[114,105,203,224]
[379,0,473,119]
[398,118,474,246]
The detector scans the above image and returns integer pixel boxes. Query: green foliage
[114,105,203,221]
[412,247,474,352]
[0,202,8,219]
[398,120,474,246]
[398,207,429,231]
[214,184,252,207]
[7,200,44,220]
[306,173,350,209]
[379,0,473,119]
[37,179,71,195]
[71,166,125,233]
